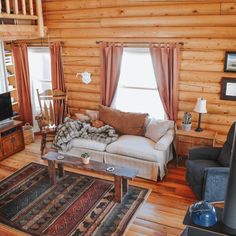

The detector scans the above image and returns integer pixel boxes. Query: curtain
[50,42,66,125]
[100,42,123,106]
[149,44,180,121]
[12,43,33,125]
[50,42,65,92]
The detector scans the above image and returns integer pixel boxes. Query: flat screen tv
[0,92,13,122]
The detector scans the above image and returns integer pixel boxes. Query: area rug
[0,162,150,236]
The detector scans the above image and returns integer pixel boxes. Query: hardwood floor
[0,137,196,236]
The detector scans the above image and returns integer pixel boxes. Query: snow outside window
[112,47,165,119]
[28,47,52,129]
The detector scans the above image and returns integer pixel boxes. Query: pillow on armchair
[99,105,148,136]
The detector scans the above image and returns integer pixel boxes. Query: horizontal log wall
[42,0,236,144]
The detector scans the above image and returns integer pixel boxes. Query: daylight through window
[112,48,165,119]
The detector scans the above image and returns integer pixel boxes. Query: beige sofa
[59,120,175,181]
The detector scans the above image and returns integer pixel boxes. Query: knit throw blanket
[52,118,119,151]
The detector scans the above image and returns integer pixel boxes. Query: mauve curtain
[149,44,180,121]
[100,42,123,106]
[50,42,65,92]
[50,42,66,125]
[12,43,33,125]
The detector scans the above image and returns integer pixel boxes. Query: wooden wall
[43,0,236,143]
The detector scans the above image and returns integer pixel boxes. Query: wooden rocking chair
[36,89,67,156]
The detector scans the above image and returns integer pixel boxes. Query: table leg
[122,177,128,195]
[48,160,56,185]
[58,163,64,178]
[176,154,179,166]
[114,176,129,203]
[114,176,122,203]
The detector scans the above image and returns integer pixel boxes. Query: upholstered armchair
[186,122,235,202]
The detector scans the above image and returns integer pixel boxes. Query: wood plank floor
[0,137,197,236]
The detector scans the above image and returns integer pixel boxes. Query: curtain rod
[5,41,64,46]
[96,41,184,46]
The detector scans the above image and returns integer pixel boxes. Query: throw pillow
[99,105,148,136]
[75,113,90,122]
[85,109,99,121]
[145,119,170,142]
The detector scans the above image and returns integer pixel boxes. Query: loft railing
[0,0,44,37]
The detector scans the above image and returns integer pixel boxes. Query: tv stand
[0,120,25,160]
[0,119,14,127]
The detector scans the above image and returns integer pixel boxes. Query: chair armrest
[154,129,174,151]
[203,167,229,202]
[188,147,222,161]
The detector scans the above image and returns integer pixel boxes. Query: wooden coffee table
[42,151,138,203]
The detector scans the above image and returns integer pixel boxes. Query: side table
[182,205,236,236]
[175,129,217,165]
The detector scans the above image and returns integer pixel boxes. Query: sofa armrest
[154,129,174,151]
[188,147,222,161]
[203,167,229,202]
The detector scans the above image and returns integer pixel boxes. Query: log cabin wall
[42,0,236,144]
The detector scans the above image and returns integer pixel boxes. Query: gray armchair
[186,122,235,202]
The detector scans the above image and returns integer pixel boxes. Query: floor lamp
[194,98,207,132]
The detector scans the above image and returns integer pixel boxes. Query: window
[28,47,51,128]
[112,48,165,119]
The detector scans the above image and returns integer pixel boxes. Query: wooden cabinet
[176,129,217,162]
[0,121,25,160]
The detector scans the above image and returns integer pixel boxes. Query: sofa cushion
[70,138,107,152]
[106,135,166,162]
[145,119,171,142]
[99,105,148,136]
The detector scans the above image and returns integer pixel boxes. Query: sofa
[59,106,175,181]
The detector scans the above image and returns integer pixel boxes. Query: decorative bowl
[190,201,217,227]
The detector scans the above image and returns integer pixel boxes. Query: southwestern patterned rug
[0,162,150,236]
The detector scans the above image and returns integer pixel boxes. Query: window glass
[28,47,51,128]
[112,48,165,119]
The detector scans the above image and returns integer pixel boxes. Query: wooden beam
[49,27,236,39]
[44,0,236,11]
[13,0,18,15]
[5,0,10,14]
[45,3,220,20]
[29,0,34,15]
[36,0,44,37]
[101,15,236,28]
[0,13,37,20]
[21,0,26,15]
[0,25,40,40]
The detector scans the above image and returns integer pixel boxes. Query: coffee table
[42,151,138,203]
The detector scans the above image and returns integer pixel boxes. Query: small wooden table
[176,129,217,165]
[42,151,138,203]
